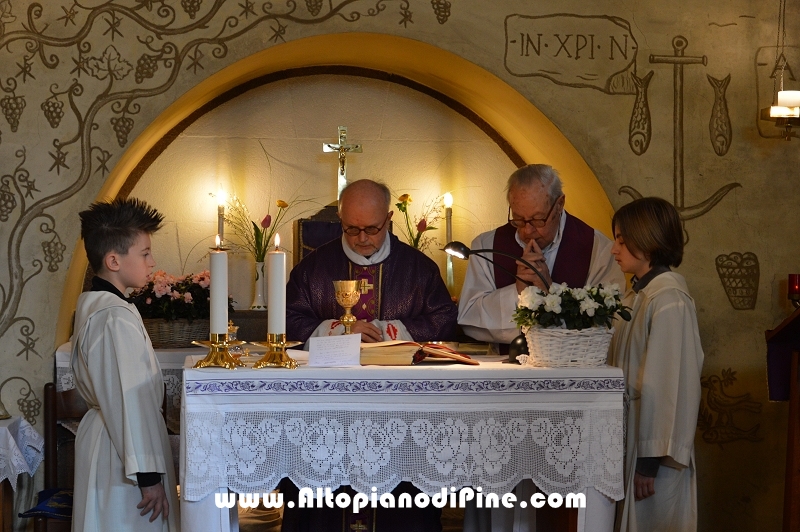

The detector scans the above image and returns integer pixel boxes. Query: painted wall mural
[502,15,738,236]
[715,252,759,310]
[619,36,739,232]
[0,1,795,529]
[0,0,438,412]
[698,368,762,446]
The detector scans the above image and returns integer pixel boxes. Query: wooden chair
[29,383,168,531]
[31,383,87,532]
[293,204,394,266]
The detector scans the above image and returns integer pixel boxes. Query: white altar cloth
[0,416,44,491]
[180,353,624,532]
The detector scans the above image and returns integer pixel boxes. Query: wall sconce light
[789,274,800,308]
[762,0,799,140]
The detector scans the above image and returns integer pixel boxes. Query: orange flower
[276,199,289,208]
[398,194,412,203]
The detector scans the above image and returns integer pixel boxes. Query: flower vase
[250,261,267,311]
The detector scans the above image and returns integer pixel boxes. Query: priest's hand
[515,239,551,294]
[138,482,170,522]
[352,320,383,342]
[633,472,655,501]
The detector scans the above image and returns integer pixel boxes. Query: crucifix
[323,126,362,199]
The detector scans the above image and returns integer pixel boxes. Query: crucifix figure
[323,126,362,199]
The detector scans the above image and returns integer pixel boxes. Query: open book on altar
[360,340,479,366]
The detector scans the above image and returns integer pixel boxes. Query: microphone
[444,241,551,362]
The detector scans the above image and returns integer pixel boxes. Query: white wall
[131,74,517,308]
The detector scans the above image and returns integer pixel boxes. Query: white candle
[778,90,800,108]
[267,233,286,334]
[443,192,454,293]
[217,190,226,243]
[210,235,228,334]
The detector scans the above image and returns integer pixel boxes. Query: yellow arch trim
[57,32,612,343]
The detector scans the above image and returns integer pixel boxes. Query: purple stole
[349,263,383,321]
[492,213,595,352]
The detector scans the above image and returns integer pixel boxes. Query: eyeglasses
[341,213,390,236]
[508,196,562,229]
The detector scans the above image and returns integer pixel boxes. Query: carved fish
[628,71,654,155]
[707,74,732,156]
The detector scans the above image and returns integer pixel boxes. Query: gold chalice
[333,280,362,334]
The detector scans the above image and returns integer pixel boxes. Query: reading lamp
[444,241,550,362]
[444,241,550,290]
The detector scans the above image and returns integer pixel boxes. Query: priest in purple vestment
[457,164,624,353]
[287,179,457,345]
[281,179,455,532]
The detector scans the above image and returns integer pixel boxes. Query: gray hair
[505,164,563,203]
[338,179,392,212]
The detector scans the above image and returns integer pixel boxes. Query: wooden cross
[323,126,362,199]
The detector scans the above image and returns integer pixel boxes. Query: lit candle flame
[215,234,221,248]
[217,189,227,205]
[275,233,281,248]
[443,192,453,208]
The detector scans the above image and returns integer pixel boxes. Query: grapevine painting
[0,0,451,471]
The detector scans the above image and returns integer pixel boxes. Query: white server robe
[608,272,704,532]
[71,291,180,532]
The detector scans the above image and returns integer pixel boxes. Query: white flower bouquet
[513,282,630,330]
[512,283,631,367]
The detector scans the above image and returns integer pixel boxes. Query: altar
[180,352,625,532]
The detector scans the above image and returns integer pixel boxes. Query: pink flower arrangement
[129,269,213,321]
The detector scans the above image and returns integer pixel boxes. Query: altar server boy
[71,198,180,531]
[608,197,704,532]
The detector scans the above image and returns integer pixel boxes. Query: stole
[349,264,383,321]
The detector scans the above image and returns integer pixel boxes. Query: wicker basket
[521,326,614,367]
[142,319,210,349]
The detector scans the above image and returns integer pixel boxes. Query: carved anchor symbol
[620,36,741,223]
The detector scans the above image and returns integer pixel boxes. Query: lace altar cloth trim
[0,417,44,491]
[185,376,625,396]
[182,408,623,502]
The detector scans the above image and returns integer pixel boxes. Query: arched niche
[56,33,613,344]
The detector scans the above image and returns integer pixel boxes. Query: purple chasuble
[286,233,457,343]
[349,264,382,321]
[491,212,594,290]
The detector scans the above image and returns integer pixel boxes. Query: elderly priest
[282,178,456,532]
[458,163,624,351]
[286,178,457,344]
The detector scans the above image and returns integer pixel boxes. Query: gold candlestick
[192,333,246,369]
[333,280,362,334]
[251,333,298,369]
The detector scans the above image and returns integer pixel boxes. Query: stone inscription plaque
[504,14,638,95]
